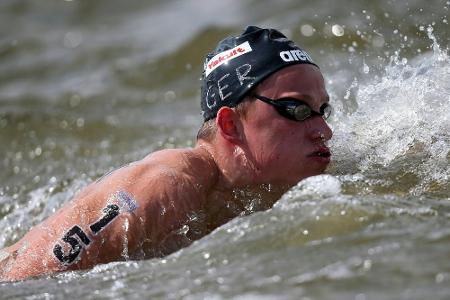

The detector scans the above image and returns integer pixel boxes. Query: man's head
[199,26,318,123]
[197,26,332,186]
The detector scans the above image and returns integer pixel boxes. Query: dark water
[1,0,450,299]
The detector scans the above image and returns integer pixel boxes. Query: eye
[293,105,312,121]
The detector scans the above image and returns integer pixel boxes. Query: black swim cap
[200,26,318,122]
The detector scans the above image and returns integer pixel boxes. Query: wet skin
[0,64,332,281]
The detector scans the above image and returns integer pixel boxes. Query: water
[1,0,450,299]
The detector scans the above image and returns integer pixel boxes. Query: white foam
[293,174,342,197]
[329,27,450,188]
[274,175,342,210]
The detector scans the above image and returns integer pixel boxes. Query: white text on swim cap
[205,63,255,110]
[205,42,253,77]
[279,49,314,63]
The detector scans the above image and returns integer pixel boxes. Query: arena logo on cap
[205,41,252,77]
[279,49,313,63]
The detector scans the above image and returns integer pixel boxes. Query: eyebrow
[284,93,330,104]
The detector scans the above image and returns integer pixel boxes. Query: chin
[310,166,328,177]
[292,168,328,184]
[268,164,330,186]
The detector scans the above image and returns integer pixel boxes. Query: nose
[309,117,333,142]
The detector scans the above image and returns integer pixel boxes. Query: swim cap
[200,26,318,121]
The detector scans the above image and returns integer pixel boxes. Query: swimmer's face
[241,64,333,185]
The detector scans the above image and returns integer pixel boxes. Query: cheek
[244,126,280,164]
[261,127,305,161]
[243,113,309,164]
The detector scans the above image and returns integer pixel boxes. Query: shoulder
[93,148,216,206]
[140,148,218,189]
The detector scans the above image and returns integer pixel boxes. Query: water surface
[1,0,450,299]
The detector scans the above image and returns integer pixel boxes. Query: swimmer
[0,26,332,281]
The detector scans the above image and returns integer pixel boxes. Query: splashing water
[330,27,450,196]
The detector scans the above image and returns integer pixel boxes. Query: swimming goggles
[252,94,332,122]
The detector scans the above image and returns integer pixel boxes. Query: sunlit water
[1,0,450,299]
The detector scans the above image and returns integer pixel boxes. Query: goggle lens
[253,94,332,122]
[293,105,313,121]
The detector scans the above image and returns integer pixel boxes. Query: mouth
[308,147,332,160]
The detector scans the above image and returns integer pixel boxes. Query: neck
[195,140,255,190]
[194,140,291,197]
[194,140,291,231]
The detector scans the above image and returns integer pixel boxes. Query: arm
[0,158,206,281]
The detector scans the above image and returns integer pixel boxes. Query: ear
[216,107,243,144]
